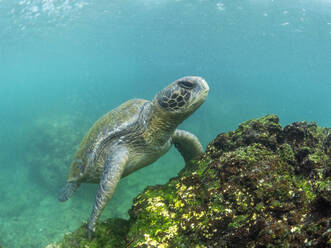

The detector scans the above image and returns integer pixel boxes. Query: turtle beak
[200,78,209,98]
[193,76,209,99]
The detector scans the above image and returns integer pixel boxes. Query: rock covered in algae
[50,115,331,248]
[47,219,129,248]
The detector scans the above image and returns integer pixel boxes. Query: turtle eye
[178,81,194,90]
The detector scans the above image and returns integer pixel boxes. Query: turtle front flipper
[87,147,129,240]
[172,129,204,165]
[58,182,80,202]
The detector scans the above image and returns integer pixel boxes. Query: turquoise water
[0,0,330,247]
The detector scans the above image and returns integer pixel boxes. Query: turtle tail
[58,182,79,202]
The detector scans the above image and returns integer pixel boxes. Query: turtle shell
[66,98,149,182]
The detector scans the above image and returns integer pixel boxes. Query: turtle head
[154,76,209,118]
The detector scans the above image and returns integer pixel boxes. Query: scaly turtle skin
[59,76,209,239]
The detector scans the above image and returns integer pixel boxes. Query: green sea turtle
[59,76,209,238]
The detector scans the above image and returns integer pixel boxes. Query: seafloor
[44,115,331,248]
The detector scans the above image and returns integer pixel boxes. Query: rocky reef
[24,114,90,193]
[49,115,331,248]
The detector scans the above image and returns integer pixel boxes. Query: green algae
[277,143,295,164]
[54,219,129,248]
[50,115,331,248]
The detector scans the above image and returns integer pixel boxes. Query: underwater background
[0,0,330,247]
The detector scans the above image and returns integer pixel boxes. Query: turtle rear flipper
[58,182,79,202]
